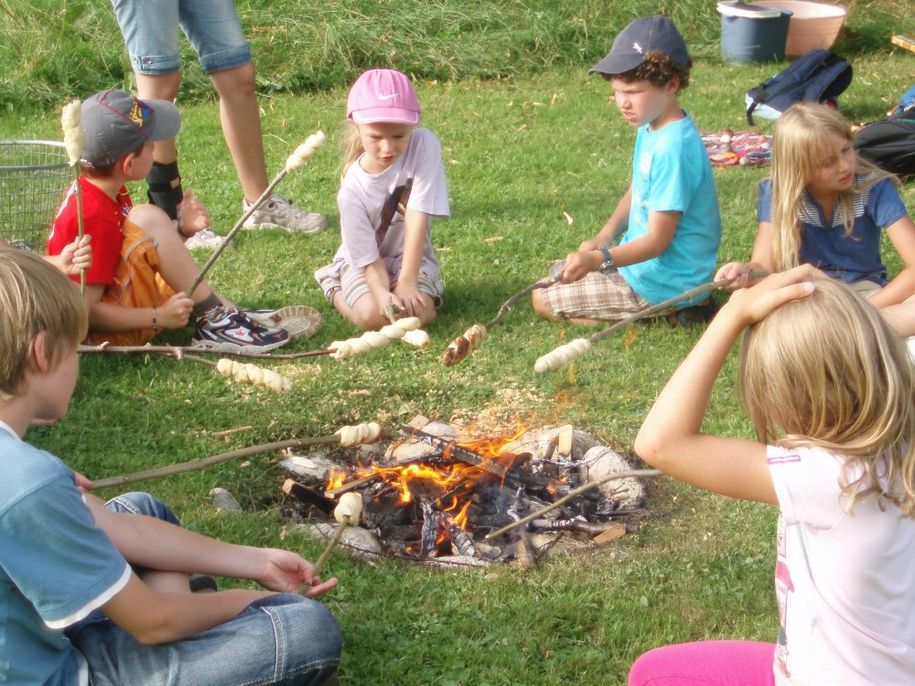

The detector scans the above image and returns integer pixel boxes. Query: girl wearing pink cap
[315,68,450,330]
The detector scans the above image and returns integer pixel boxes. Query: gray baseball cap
[590,16,690,76]
[80,89,180,167]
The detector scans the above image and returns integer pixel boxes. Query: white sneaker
[184,228,226,250]
[242,196,326,234]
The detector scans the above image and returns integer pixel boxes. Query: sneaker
[184,228,226,250]
[665,298,719,328]
[192,307,289,353]
[242,196,327,234]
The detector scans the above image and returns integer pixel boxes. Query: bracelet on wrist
[151,307,160,332]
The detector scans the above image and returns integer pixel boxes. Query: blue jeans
[67,493,342,686]
[110,0,251,74]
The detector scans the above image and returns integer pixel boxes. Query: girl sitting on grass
[315,68,450,331]
[631,267,915,685]
[717,102,915,309]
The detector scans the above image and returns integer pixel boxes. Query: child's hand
[392,281,427,318]
[561,249,600,283]
[56,234,92,276]
[578,238,604,252]
[178,190,210,236]
[257,548,338,598]
[159,291,194,329]
[715,261,755,291]
[722,265,818,327]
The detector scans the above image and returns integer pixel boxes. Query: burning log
[282,478,335,516]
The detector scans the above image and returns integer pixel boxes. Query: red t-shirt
[47,177,132,285]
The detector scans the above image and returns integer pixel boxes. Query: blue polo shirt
[0,422,130,685]
[758,175,908,285]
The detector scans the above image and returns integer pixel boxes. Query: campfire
[281,416,647,567]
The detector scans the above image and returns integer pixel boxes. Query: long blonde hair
[0,249,87,402]
[739,278,915,514]
[768,103,895,272]
[340,120,363,179]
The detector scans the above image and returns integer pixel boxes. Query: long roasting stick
[186,131,325,296]
[78,343,334,360]
[483,468,662,541]
[92,423,383,490]
[440,275,559,366]
[534,272,765,373]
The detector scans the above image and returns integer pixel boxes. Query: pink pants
[628,640,777,686]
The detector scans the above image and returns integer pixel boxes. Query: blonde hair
[0,249,87,402]
[340,120,364,179]
[768,103,895,272]
[739,278,915,514]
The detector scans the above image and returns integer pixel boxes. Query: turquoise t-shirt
[618,113,721,306]
[0,425,130,685]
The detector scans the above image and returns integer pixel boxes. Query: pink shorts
[629,640,777,686]
[315,261,442,308]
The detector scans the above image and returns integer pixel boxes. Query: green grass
[3,1,915,684]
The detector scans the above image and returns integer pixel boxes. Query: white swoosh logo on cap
[377,93,398,100]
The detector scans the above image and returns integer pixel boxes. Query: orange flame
[327,426,526,530]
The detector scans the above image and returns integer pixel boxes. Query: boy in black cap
[47,89,289,352]
[533,16,721,325]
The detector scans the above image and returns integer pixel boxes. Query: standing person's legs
[628,640,777,686]
[110,0,186,217]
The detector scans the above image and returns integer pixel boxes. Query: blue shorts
[110,0,251,74]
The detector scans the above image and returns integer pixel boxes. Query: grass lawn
[2,2,915,683]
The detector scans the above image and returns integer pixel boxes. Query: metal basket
[0,140,71,249]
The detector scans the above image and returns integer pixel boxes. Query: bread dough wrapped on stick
[312,491,364,576]
[440,323,486,366]
[533,338,591,373]
[335,422,382,447]
[329,317,422,359]
[216,358,292,392]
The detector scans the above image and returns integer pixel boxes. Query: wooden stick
[312,516,351,576]
[534,271,767,373]
[92,434,345,490]
[482,468,662,541]
[186,131,325,295]
[486,274,559,330]
[78,343,334,360]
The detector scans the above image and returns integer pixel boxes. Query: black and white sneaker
[192,307,289,353]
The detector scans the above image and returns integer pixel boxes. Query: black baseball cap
[80,89,180,168]
[590,16,690,76]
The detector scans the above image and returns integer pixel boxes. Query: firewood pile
[281,416,650,568]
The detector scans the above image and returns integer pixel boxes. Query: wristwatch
[598,246,614,272]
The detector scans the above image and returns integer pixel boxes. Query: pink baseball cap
[347,69,420,126]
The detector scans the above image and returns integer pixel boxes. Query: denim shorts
[66,492,343,686]
[110,0,251,74]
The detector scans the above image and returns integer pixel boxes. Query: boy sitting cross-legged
[47,89,288,352]
[0,248,342,685]
[532,16,721,326]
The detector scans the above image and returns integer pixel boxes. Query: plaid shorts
[315,261,443,308]
[539,260,661,321]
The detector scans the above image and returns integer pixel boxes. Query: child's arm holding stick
[633,268,817,503]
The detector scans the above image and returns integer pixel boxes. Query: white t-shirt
[330,127,449,289]
[768,445,915,685]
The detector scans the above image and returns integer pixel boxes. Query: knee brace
[146,161,183,220]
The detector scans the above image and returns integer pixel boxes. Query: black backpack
[745,49,853,125]
[853,106,915,177]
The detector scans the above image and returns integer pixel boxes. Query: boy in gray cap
[47,89,289,352]
[533,16,721,325]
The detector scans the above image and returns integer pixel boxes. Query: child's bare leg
[414,293,438,326]
[135,73,181,166]
[128,205,215,303]
[333,291,388,331]
[141,570,191,593]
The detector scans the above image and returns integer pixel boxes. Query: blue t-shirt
[618,113,722,306]
[757,175,908,285]
[0,424,130,685]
